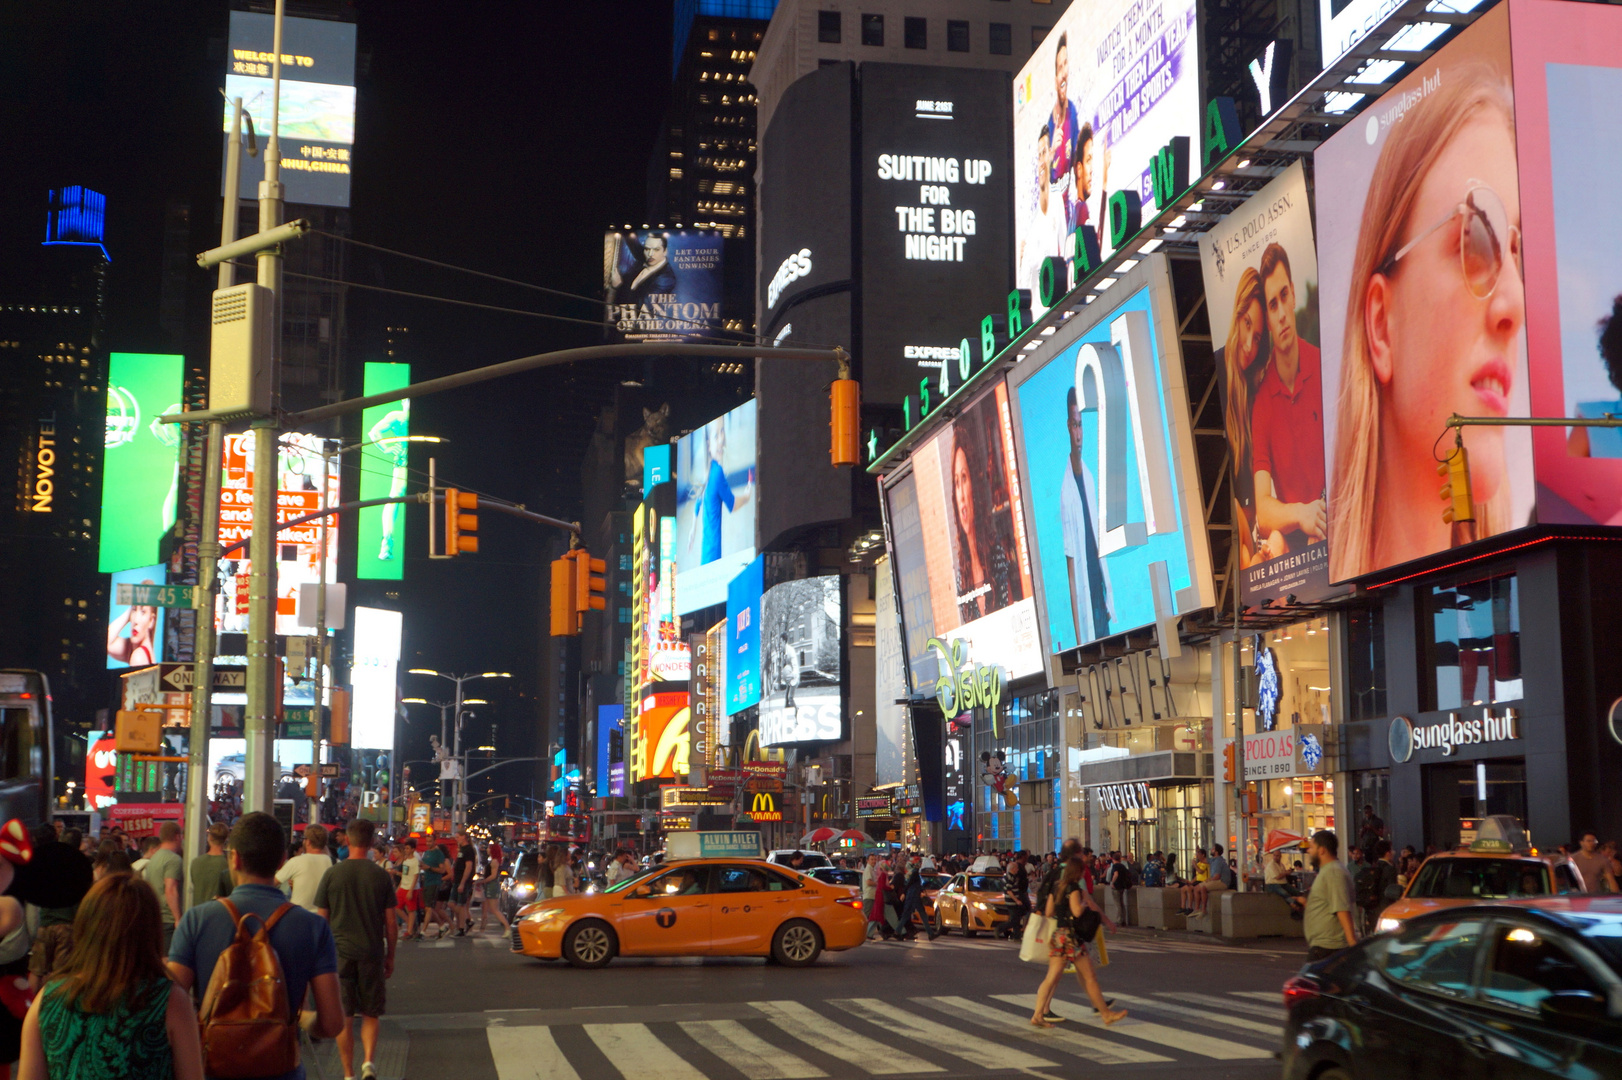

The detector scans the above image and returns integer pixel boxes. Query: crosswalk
[868,932,1294,958]
[482,990,1282,1079]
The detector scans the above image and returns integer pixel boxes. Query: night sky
[1,2,676,791]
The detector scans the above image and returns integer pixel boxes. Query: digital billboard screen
[634,504,690,687]
[675,398,757,614]
[635,691,690,781]
[225,11,357,207]
[604,230,723,343]
[215,431,339,636]
[350,606,402,750]
[758,575,842,747]
[725,554,763,714]
[1315,4,1535,581]
[1198,161,1336,605]
[597,704,624,798]
[1007,255,1214,653]
[99,353,184,574]
[859,64,1014,406]
[873,556,908,788]
[882,379,1043,691]
[107,564,166,671]
[1013,0,1201,315]
[356,363,410,580]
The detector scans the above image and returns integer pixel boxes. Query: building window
[818,10,842,43]
[1346,605,1388,722]
[861,13,883,46]
[1424,572,1523,711]
[989,22,1011,54]
[904,16,927,49]
[947,19,970,52]
[1032,24,1051,52]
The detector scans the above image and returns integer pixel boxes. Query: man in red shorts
[392,839,422,939]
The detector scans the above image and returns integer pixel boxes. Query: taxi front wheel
[771,920,823,967]
[563,920,618,969]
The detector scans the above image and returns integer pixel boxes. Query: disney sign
[926,637,1004,733]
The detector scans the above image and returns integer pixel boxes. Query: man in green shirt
[418,841,449,937]
[1303,829,1358,962]
[141,820,184,950]
[189,821,233,909]
[317,819,397,1080]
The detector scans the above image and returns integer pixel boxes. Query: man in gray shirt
[1303,829,1357,962]
[141,821,184,951]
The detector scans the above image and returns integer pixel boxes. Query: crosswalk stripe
[487,1024,581,1080]
[828,998,1057,1070]
[583,1023,707,1080]
[913,996,1171,1065]
[1231,990,1285,1003]
[1158,992,1284,1020]
[751,1000,943,1075]
[679,1019,827,1079]
[992,995,1271,1060]
[1105,994,1283,1036]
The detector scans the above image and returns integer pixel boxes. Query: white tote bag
[1019,913,1052,963]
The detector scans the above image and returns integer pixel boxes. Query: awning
[1075,750,1214,789]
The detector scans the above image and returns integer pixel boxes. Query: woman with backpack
[18,872,205,1080]
[1030,856,1127,1029]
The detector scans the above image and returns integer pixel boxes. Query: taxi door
[710,865,788,953]
[615,865,715,955]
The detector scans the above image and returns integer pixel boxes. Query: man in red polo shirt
[1251,242,1327,553]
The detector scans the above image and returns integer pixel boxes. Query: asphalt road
[306,920,1305,1080]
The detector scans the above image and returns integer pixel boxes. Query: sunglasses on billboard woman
[1379,182,1523,300]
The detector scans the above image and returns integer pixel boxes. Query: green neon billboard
[356,362,411,579]
[99,353,184,573]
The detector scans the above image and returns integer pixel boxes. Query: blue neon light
[44,186,110,261]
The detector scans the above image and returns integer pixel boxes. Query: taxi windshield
[1409,858,1549,901]
[966,875,1005,891]
[604,867,662,893]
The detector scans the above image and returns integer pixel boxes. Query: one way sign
[158,664,248,692]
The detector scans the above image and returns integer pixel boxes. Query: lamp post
[407,670,510,830]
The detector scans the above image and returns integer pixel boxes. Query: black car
[499,848,544,921]
[1283,898,1622,1080]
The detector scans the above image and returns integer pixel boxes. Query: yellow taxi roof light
[1467,814,1531,854]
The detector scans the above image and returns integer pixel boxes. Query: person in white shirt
[276,821,335,911]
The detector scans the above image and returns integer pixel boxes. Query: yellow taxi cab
[1376,815,1584,933]
[511,857,868,968]
[931,871,1018,937]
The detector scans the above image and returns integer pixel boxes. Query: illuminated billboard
[1013,0,1201,316]
[1198,162,1336,605]
[596,705,623,799]
[225,11,357,207]
[99,353,184,573]
[758,575,842,747]
[635,691,690,781]
[356,363,411,580]
[873,556,908,788]
[1007,255,1215,653]
[603,230,723,343]
[633,502,690,688]
[215,431,339,636]
[84,731,116,810]
[107,565,166,671]
[675,399,757,614]
[725,555,763,714]
[1316,5,1534,581]
[350,606,402,750]
[882,380,1042,691]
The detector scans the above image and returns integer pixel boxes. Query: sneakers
[361,1064,378,1080]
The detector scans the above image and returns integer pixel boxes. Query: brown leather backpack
[197,899,300,1079]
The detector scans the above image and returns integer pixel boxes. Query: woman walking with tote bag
[1030,856,1127,1028]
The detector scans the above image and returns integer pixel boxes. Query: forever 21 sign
[1093,782,1153,812]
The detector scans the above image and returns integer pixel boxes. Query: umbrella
[1263,829,1308,854]
[837,829,868,841]
[801,827,839,845]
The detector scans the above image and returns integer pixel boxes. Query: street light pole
[407,669,510,832]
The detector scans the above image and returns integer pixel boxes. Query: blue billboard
[1007,259,1214,654]
[675,398,757,614]
[604,229,723,343]
[596,704,624,801]
[725,555,763,714]
[107,564,166,670]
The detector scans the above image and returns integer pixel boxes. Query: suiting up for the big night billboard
[603,230,723,343]
[675,398,757,614]
[1198,162,1336,605]
[1007,255,1214,654]
[1013,0,1201,316]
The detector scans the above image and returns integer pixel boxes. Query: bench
[1217,890,1302,938]
[1135,886,1186,930]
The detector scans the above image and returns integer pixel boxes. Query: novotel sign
[866,97,1244,468]
[1388,707,1522,763]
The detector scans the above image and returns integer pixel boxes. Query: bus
[0,670,54,828]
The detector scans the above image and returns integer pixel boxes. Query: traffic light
[1437,437,1477,542]
[444,487,479,555]
[1222,740,1237,783]
[549,554,577,637]
[572,549,607,621]
[830,377,860,467]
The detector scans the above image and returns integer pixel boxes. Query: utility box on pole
[210,283,274,417]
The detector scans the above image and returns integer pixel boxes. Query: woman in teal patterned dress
[17,872,204,1080]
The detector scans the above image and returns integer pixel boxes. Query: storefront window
[1425,573,1523,711]
[1345,606,1387,722]
[973,691,1060,852]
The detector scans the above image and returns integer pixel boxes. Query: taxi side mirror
[628,886,653,900]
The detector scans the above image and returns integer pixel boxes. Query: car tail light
[835,897,864,909]
[1282,975,1319,1011]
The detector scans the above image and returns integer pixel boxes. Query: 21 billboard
[675,399,757,614]
[1013,0,1201,316]
[225,12,357,207]
[356,363,411,580]
[1007,255,1215,654]
[603,230,723,343]
[99,353,184,574]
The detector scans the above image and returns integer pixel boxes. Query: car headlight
[524,907,567,925]
[973,902,990,912]
[511,883,534,897]
[1377,917,1401,933]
